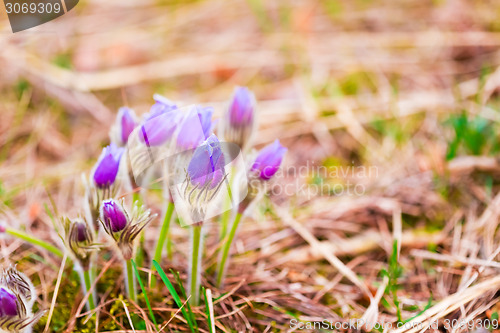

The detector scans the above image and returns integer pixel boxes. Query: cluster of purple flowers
[1,85,288,315]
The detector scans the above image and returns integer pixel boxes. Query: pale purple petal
[251,139,287,180]
[93,144,125,188]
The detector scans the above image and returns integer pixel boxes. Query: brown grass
[2,0,500,332]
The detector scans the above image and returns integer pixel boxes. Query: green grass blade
[152,260,197,333]
[131,260,157,327]
[170,269,198,329]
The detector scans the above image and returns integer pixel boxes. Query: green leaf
[131,260,157,327]
[152,260,197,333]
[170,269,198,330]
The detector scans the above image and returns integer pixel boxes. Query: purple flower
[139,98,180,147]
[251,140,287,180]
[101,199,128,233]
[147,94,178,119]
[75,222,90,243]
[228,87,255,126]
[177,106,214,150]
[0,287,18,317]
[117,107,137,145]
[187,134,225,189]
[93,144,125,188]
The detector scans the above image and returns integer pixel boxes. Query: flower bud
[0,267,45,332]
[0,287,18,317]
[1,266,36,307]
[117,107,137,145]
[187,134,225,189]
[229,87,255,126]
[222,87,256,150]
[99,200,154,260]
[92,143,125,189]
[251,140,287,180]
[101,199,128,233]
[62,218,97,271]
[76,222,90,243]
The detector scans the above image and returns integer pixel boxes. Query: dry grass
[2,0,500,332]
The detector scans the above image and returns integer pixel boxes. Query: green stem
[5,227,63,257]
[82,269,97,311]
[151,201,175,288]
[220,167,236,241]
[216,212,243,287]
[133,191,145,267]
[153,201,175,265]
[189,224,203,306]
[125,259,137,302]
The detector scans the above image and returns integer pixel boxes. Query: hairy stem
[188,224,203,306]
[125,259,137,302]
[133,191,145,267]
[82,268,97,311]
[153,201,175,264]
[216,212,243,287]
[219,167,236,241]
[5,227,63,257]
[151,200,175,287]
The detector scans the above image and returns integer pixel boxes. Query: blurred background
[3,0,500,331]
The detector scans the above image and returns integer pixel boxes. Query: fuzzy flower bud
[222,87,256,150]
[62,218,97,271]
[101,200,128,232]
[99,200,155,261]
[1,266,36,307]
[92,143,125,189]
[117,107,137,145]
[0,287,18,317]
[229,86,255,125]
[0,267,45,332]
[251,140,287,181]
[172,134,228,224]
[187,134,225,189]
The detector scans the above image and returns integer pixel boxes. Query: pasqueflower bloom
[222,87,256,150]
[187,134,226,189]
[176,106,214,150]
[100,199,155,261]
[92,143,125,189]
[138,94,180,147]
[101,200,128,233]
[62,218,97,271]
[175,134,227,224]
[251,139,287,180]
[0,287,17,317]
[0,267,44,332]
[115,107,137,146]
[148,94,178,118]
[228,87,255,126]
[0,267,35,308]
